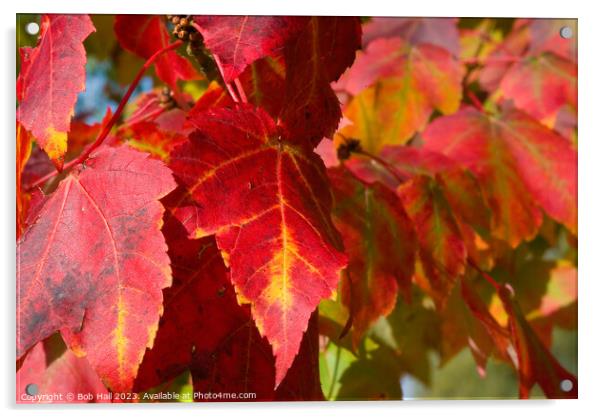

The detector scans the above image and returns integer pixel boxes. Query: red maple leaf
[423,107,577,246]
[17,335,109,403]
[17,145,176,391]
[280,17,362,147]
[114,15,198,89]
[192,16,307,83]
[17,14,95,169]
[169,105,347,386]
[135,198,323,399]
[329,167,416,346]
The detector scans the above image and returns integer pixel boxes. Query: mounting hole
[25,22,40,36]
[25,383,38,396]
[560,26,573,39]
[560,379,573,392]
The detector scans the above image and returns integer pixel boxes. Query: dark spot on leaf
[25,310,47,338]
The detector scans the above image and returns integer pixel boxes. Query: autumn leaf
[347,146,492,234]
[135,200,325,401]
[340,145,491,303]
[20,147,55,201]
[476,21,531,93]
[531,265,577,347]
[440,283,500,376]
[280,17,362,147]
[18,112,115,225]
[423,107,577,247]
[16,47,32,103]
[458,278,514,368]
[17,14,95,169]
[458,19,499,62]
[20,109,114,201]
[329,167,416,346]
[192,16,306,83]
[500,52,577,121]
[288,17,362,85]
[118,121,187,161]
[17,335,109,403]
[335,37,463,99]
[492,248,556,316]
[498,284,578,399]
[17,145,176,392]
[526,19,577,60]
[336,38,463,153]
[361,17,460,55]
[68,118,108,152]
[134,210,278,399]
[114,15,198,89]
[239,56,287,118]
[398,175,467,304]
[17,122,33,238]
[169,105,347,386]
[460,273,577,399]
[123,89,172,126]
[187,81,235,119]
[538,265,577,319]
[476,19,576,95]
[114,89,194,161]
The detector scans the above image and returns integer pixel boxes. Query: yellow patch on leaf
[43,126,69,169]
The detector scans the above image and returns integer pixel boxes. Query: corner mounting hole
[560,379,573,392]
[25,22,40,35]
[560,26,573,39]
[25,383,38,396]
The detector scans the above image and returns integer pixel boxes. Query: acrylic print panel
[16,14,577,402]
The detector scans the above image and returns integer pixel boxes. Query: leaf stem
[327,344,342,400]
[121,105,165,128]
[357,150,407,184]
[467,90,486,113]
[233,77,248,103]
[339,270,354,340]
[25,40,184,191]
[74,40,184,164]
[213,54,240,103]
[467,257,501,291]
[340,163,371,188]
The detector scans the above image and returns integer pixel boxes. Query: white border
[2,1,601,417]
